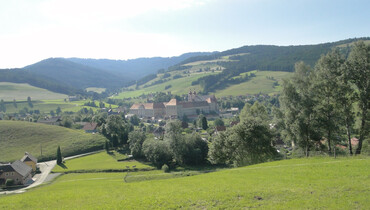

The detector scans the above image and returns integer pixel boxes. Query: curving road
[0,151,100,195]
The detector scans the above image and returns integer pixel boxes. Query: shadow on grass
[58,163,68,169]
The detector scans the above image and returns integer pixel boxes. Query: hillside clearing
[0,157,368,209]
[0,121,106,162]
[215,71,292,96]
[0,82,67,101]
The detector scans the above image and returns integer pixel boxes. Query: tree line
[277,41,369,156]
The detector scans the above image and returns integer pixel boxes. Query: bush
[162,164,170,173]
[5,179,14,186]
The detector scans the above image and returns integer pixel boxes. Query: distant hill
[176,38,370,93]
[24,58,127,90]
[67,52,215,80]
[0,121,106,162]
[0,68,83,96]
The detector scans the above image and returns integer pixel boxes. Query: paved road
[0,151,101,195]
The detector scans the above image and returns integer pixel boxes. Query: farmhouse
[37,116,62,125]
[0,160,33,186]
[21,152,38,172]
[82,122,98,133]
[130,91,219,119]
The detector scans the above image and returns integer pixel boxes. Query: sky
[0,0,369,68]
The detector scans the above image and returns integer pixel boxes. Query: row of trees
[278,41,369,156]
[128,121,209,168]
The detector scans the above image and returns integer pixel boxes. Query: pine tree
[57,146,62,164]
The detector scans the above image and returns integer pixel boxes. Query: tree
[345,41,370,154]
[313,49,345,153]
[99,101,105,108]
[198,114,208,130]
[208,118,277,166]
[280,62,321,157]
[142,139,172,168]
[0,99,6,112]
[56,106,62,115]
[214,118,225,127]
[128,131,146,158]
[104,140,110,153]
[13,99,17,108]
[50,110,55,117]
[239,101,269,124]
[57,146,62,164]
[27,96,33,108]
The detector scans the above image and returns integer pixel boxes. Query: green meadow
[115,71,219,99]
[0,82,67,101]
[53,152,154,173]
[1,157,369,209]
[0,121,107,162]
[4,99,118,114]
[214,71,292,97]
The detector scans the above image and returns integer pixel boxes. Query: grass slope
[0,82,67,101]
[0,121,106,162]
[53,152,154,173]
[4,99,118,114]
[115,72,218,99]
[215,71,292,96]
[1,157,369,209]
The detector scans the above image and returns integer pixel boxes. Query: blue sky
[0,0,369,68]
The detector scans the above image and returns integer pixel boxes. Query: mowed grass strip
[53,152,154,173]
[0,121,107,162]
[1,157,369,209]
[0,82,67,101]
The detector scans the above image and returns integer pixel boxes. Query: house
[37,116,62,125]
[0,160,33,186]
[351,137,359,146]
[82,122,98,133]
[21,152,38,172]
[214,126,226,135]
[130,91,218,119]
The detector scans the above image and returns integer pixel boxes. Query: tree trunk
[346,119,353,155]
[356,108,367,155]
[327,129,332,154]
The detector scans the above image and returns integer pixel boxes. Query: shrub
[162,164,170,173]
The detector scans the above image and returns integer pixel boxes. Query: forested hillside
[68,52,215,80]
[24,58,127,90]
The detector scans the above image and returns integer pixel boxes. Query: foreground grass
[1,157,369,209]
[53,152,154,173]
[0,121,107,162]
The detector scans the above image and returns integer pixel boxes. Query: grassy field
[0,121,107,162]
[114,71,219,99]
[3,99,118,114]
[0,82,67,101]
[86,87,106,93]
[215,70,292,97]
[53,152,154,173]
[0,157,368,209]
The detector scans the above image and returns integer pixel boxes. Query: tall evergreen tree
[56,146,62,164]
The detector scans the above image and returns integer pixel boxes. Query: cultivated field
[0,157,368,209]
[0,121,107,162]
[0,82,67,101]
